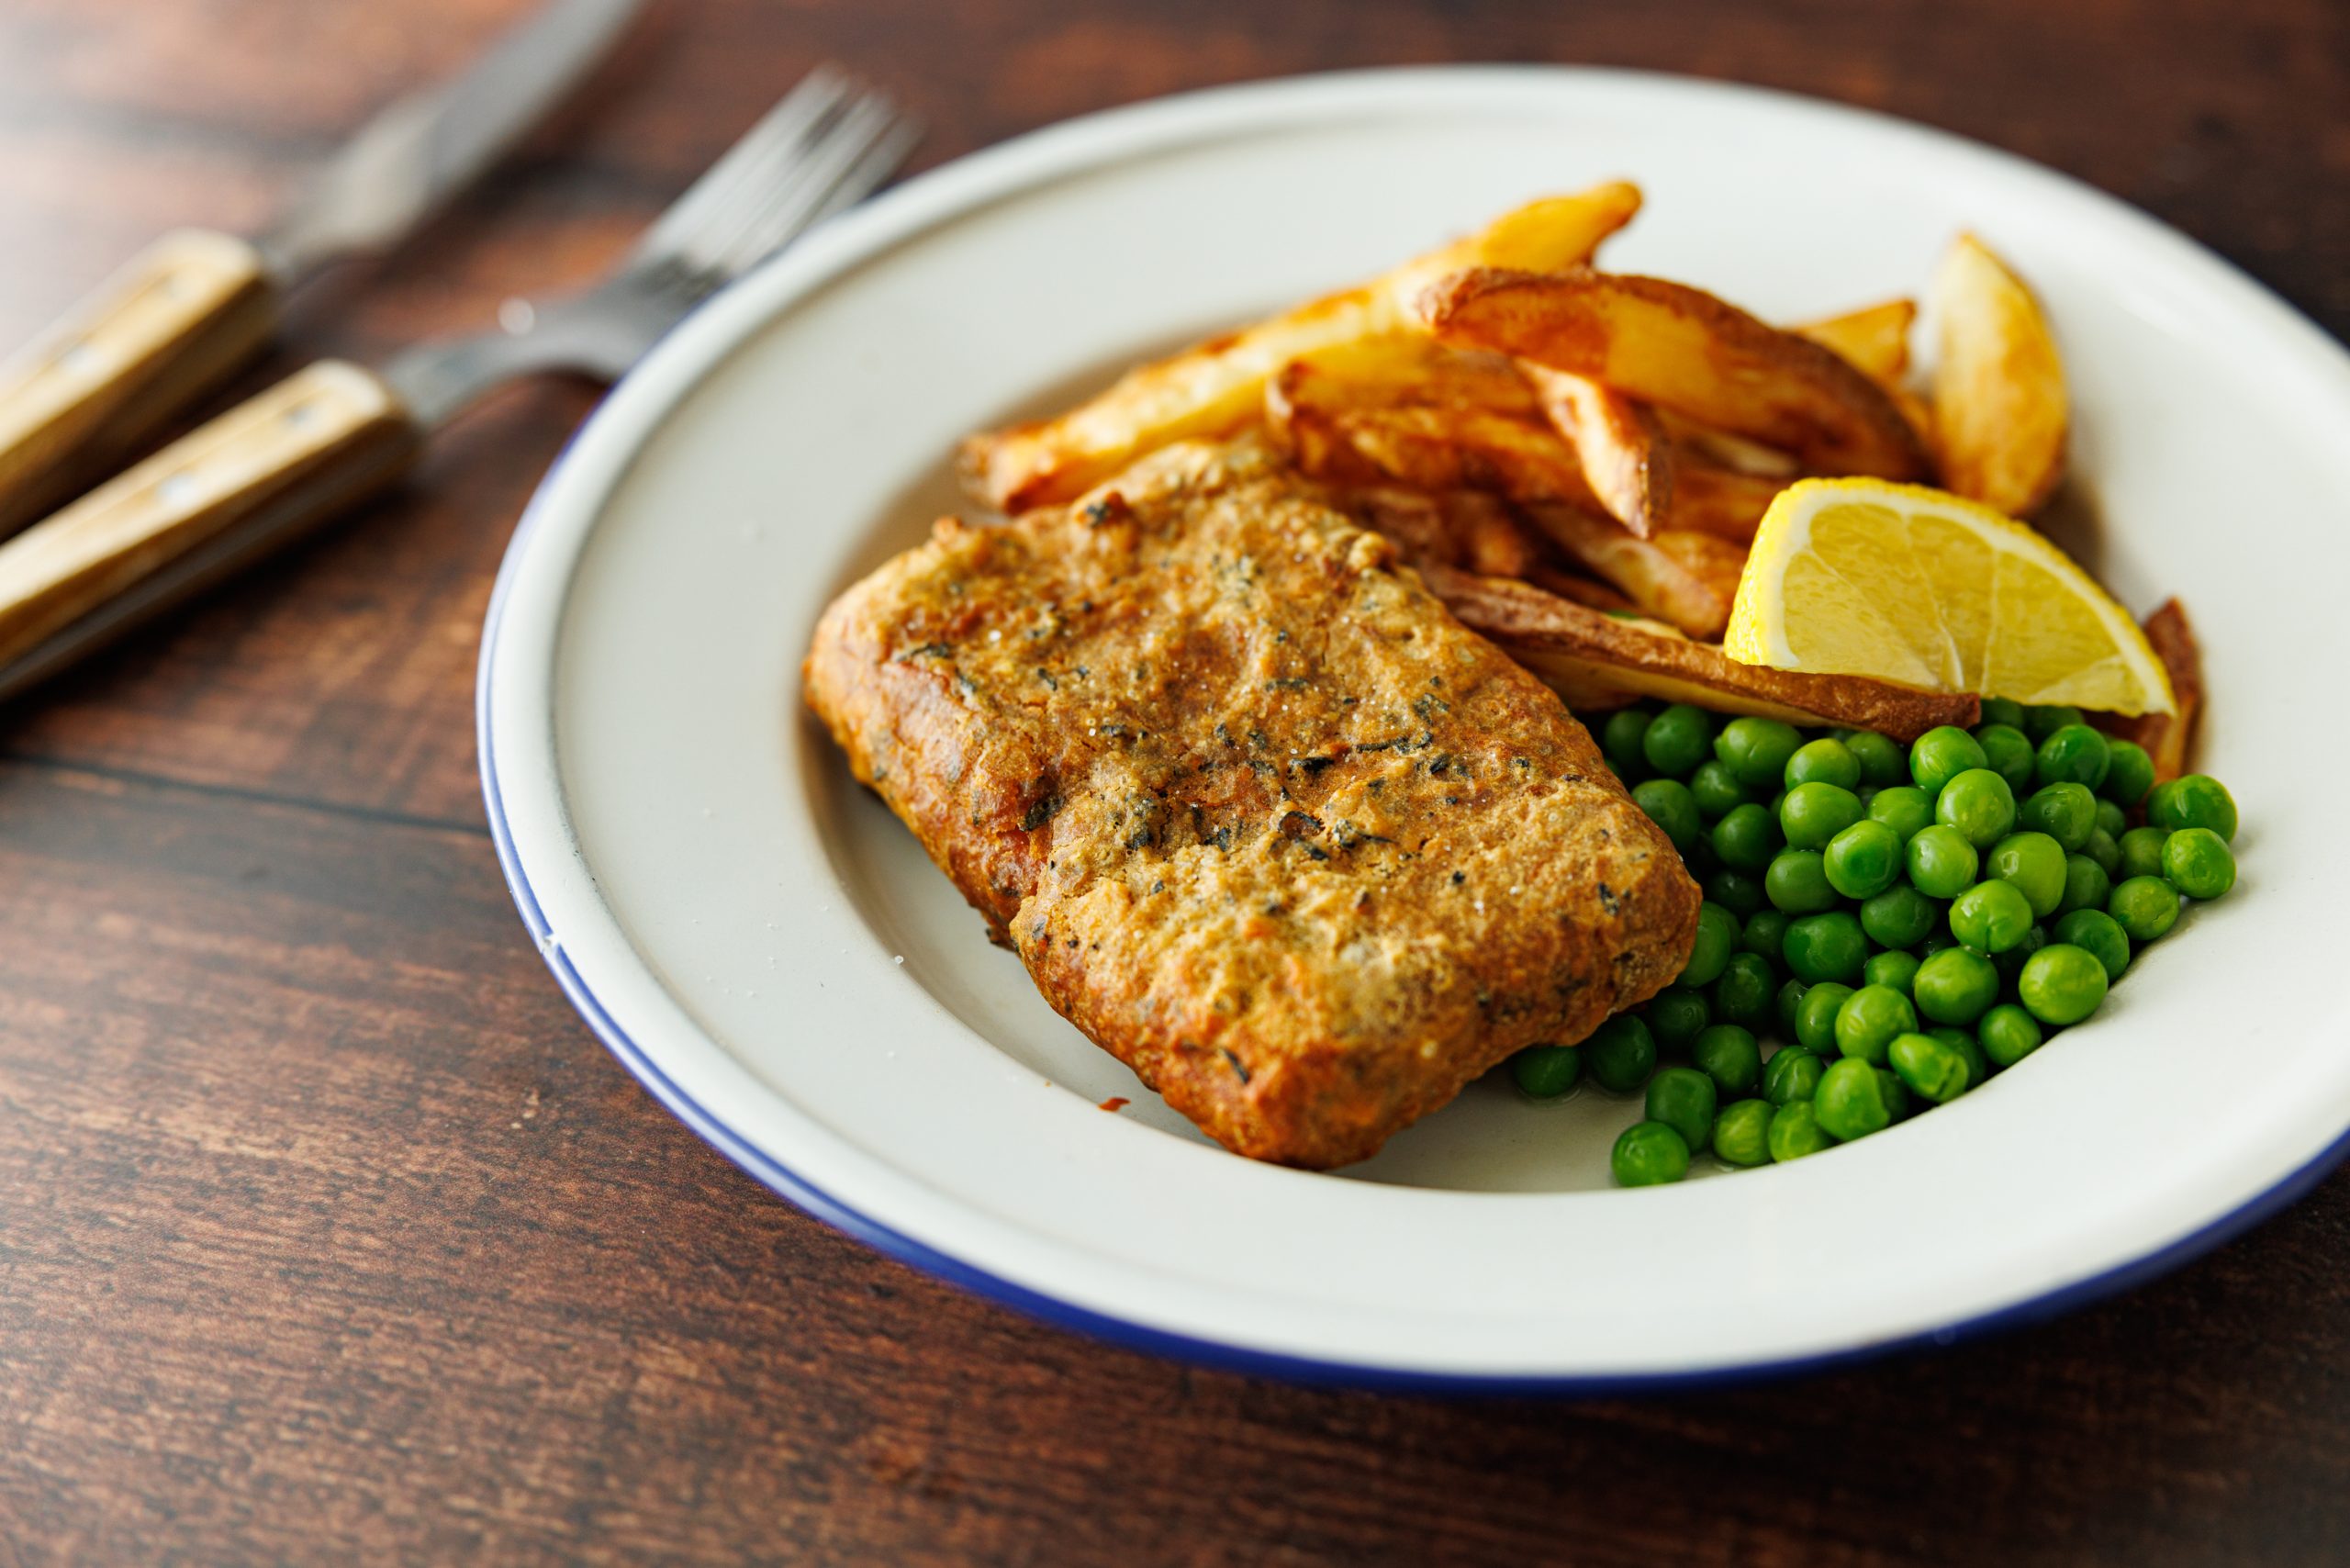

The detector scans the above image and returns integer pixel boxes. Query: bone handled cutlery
[0,69,917,700]
[0,0,645,537]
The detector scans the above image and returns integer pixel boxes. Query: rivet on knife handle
[0,361,421,675]
[0,230,280,536]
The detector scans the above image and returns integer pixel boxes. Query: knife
[0,0,643,536]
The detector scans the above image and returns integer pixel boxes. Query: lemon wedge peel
[1724,478,2177,718]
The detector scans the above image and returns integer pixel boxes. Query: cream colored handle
[0,230,280,534]
[0,361,421,677]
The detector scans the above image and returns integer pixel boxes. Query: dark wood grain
[0,1,2346,1562]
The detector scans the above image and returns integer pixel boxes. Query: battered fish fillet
[802,440,1699,1168]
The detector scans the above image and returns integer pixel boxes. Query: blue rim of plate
[475,66,2350,1394]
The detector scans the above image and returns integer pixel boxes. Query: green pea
[1875,1068,1912,1122]
[2101,741,2156,807]
[1768,1101,1838,1162]
[1690,1024,1762,1096]
[1978,1004,2043,1070]
[1764,849,1839,914]
[1785,737,1863,791]
[1932,1026,1988,1091]
[2108,875,2181,942]
[1712,952,1779,1033]
[2162,827,2236,898]
[1705,869,1765,918]
[1974,723,2037,792]
[1612,1120,1691,1186]
[1712,1099,1776,1168]
[1814,1057,1893,1141]
[1645,985,1712,1054]
[1834,984,1919,1066]
[2019,782,2098,853]
[1781,781,1865,851]
[2053,907,2131,982]
[1914,946,2000,1025]
[1633,778,1703,855]
[1776,977,1808,1036]
[1860,883,1941,950]
[1866,784,1935,845]
[2054,854,2111,920]
[2034,723,2110,791]
[1822,819,1903,900]
[1682,902,1738,986]
[1510,1043,1582,1097]
[2083,827,2122,878]
[1740,909,1792,964]
[1910,725,1988,795]
[1710,801,1785,874]
[1949,878,2034,953]
[1585,1014,1660,1092]
[1714,716,1805,790]
[1645,1066,1718,1153]
[1991,922,2049,986]
[1795,982,1855,1055]
[1842,730,1908,789]
[1601,708,1654,778]
[2023,704,2087,742]
[1907,823,1980,899]
[1986,831,2068,919]
[1936,768,2018,849]
[1783,911,1867,985]
[1978,697,2026,730]
[1690,759,1751,820]
[2019,943,2109,1025]
[1762,1046,1827,1105]
[1889,1032,1970,1103]
[1642,703,1717,778]
[2117,825,2167,881]
[1864,948,1920,997]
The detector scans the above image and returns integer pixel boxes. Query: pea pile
[1507,700,2243,1187]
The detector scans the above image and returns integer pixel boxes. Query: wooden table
[2,1,2345,1560]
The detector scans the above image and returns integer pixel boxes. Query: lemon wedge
[1724,478,2175,716]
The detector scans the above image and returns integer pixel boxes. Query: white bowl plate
[480,68,2350,1387]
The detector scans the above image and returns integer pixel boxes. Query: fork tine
[627,66,850,269]
[705,91,909,277]
[803,114,923,232]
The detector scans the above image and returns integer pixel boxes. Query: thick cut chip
[1523,502,1744,640]
[1725,478,2174,715]
[959,184,1643,511]
[1418,267,1931,480]
[1930,234,2067,516]
[1795,298,1918,386]
[2102,599,2203,779]
[1421,566,1979,740]
[1522,364,1673,536]
[1267,337,1602,509]
[806,439,1698,1169]
[1663,458,1786,543]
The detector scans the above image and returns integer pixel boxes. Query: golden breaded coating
[803,440,1699,1167]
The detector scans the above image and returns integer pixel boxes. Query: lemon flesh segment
[1725,479,2176,716]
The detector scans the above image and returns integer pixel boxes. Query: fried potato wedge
[959,184,1644,511]
[1930,233,2067,516]
[1418,267,1931,480]
[1651,409,1802,477]
[1418,565,1980,741]
[1522,364,1673,536]
[1520,502,1744,640]
[1662,457,1786,543]
[1795,298,1918,386]
[1341,484,1549,578]
[1272,370,1603,511]
[2103,598,2202,780]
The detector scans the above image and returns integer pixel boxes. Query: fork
[0,68,917,699]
